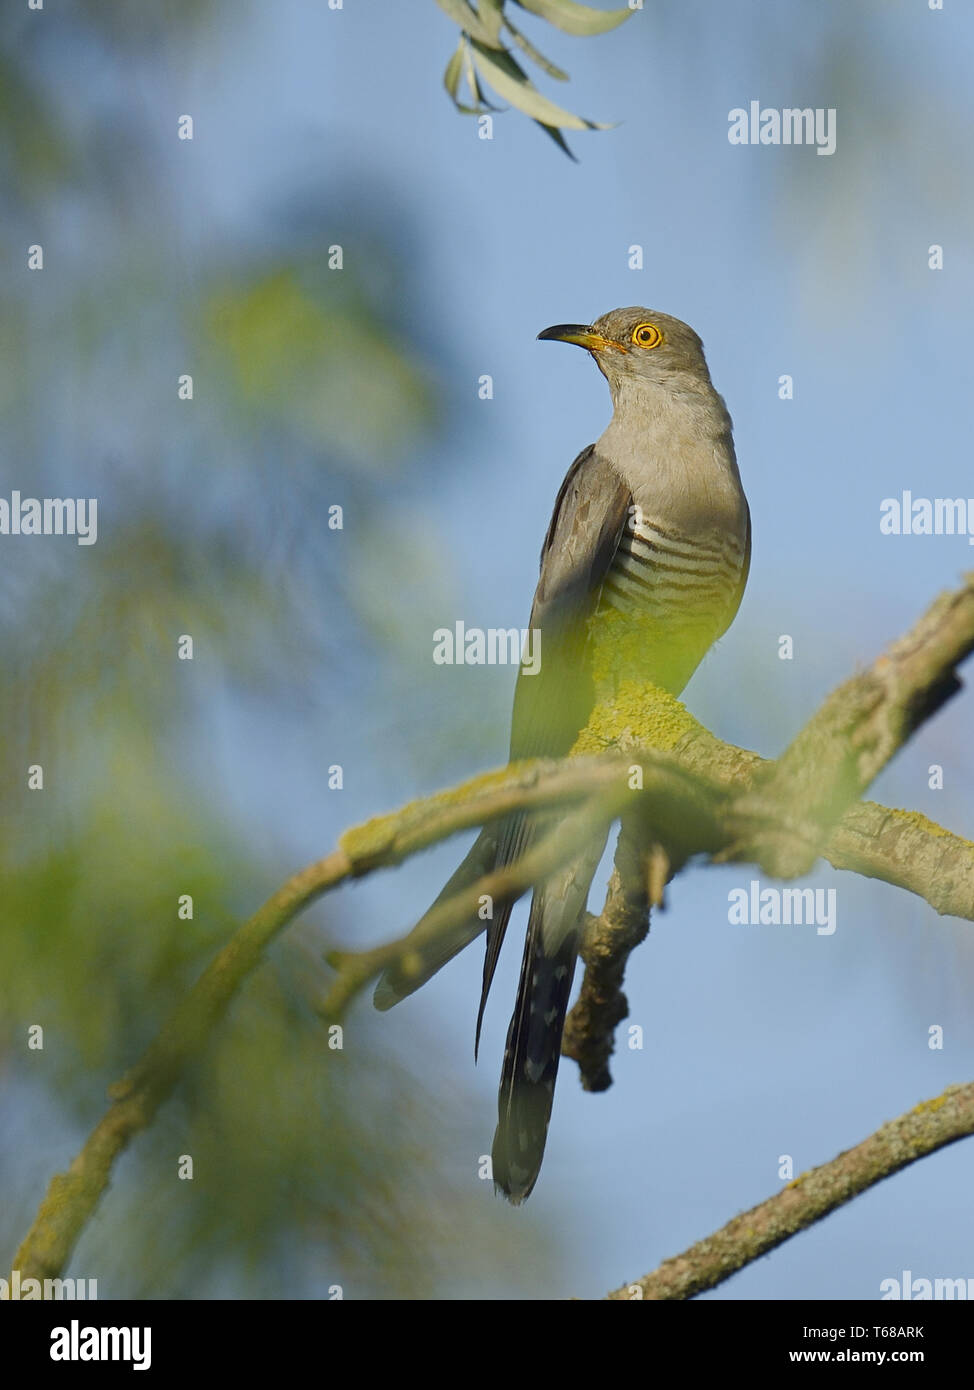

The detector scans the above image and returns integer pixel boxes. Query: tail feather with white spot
[491,893,580,1205]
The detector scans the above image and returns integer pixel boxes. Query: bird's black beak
[537,323,623,352]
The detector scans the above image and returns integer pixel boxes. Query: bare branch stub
[563,818,652,1092]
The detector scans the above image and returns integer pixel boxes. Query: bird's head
[538,307,710,392]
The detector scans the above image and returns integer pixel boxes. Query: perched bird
[375,308,750,1202]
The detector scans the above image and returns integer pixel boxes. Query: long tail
[491,893,579,1204]
[491,829,609,1203]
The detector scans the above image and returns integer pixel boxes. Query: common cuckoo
[375,308,750,1202]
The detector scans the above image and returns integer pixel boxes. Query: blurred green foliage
[0,2,546,1298]
[203,264,437,467]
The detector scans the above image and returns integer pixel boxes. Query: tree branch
[606,1081,974,1300]
[562,576,974,1089]
[9,577,974,1286]
[725,573,974,877]
[321,786,631,1019]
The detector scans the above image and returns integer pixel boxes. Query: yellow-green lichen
[910,1094,949,1117]
[339,815,399,863]
[338,762,542,863]
[574,681,699,756]
[888,807,974,850]
[574,608,705,753]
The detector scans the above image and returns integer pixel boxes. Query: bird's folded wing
[476,446,633,1043]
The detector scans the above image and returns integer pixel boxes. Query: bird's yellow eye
[631,322,663,349]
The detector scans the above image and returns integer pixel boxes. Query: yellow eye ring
[631,322,662,349]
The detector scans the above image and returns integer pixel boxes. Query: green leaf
[470,39,609,130]
[539,122,579,161]
[502,16,570,80]
[444,41,465,102]
[479,0,505,45]
[513,0,632,37]
[461,36,502,111]
[435,0,505,47]
[444,35,497,114]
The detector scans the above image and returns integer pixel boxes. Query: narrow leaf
[503,17,570,80]
[445,37,493,113]
[470,39,609,130]
[513,0,632,36]
[461,37,502,111]
[435,0,504,47]
[444,41,465,102]
[539,122,579,161]
[479,0,506,45]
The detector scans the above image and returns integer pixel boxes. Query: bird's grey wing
[476,446,633,1048]
[375,447,631,1023]
[508,446,633,760]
